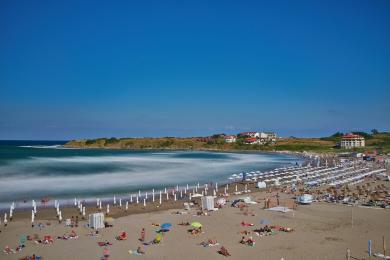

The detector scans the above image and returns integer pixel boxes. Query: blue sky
[1,0,389,140]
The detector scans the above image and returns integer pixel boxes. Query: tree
[371,129,379,135]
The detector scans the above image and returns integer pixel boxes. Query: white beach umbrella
[136,196,139,204]
[125,201,128,211]
[143,198,146,207]
[152,189,155,202]
[113,196,116,205]
[174,193,177,201]
[99,201,102,210]
[106,204,110,214]
[119,198,122,207]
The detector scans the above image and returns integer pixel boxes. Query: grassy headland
[64,132,390,154]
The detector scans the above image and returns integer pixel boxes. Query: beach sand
[1,183,390,260]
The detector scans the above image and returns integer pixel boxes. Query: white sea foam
[0,151,299,204]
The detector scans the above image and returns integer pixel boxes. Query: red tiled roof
[342,133,364,139]
[245,138,257,142]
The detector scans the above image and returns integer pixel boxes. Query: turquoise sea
[0,140,302,208]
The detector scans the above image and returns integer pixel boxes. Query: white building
[224,135,237,143]
[340,133,365,149]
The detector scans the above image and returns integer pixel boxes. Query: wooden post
[383,236,386,256]
[346,249,351,260]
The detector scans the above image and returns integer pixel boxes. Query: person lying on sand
[16,244,26,252]
[3,246,15,254]
[240,221,254,227]
[98,241,113,247]
[178,221,190,226]
[218,246,231,257]
[246,237,255,246]
[199,239,219,247]
[137,247,145,255]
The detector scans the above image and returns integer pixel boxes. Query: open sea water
[0,140,302,209]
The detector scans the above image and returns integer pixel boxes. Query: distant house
[244,137,261,144]
[264,132,277,142]
[224,135,237,143]
[340,133,365,148]
[238,132,259,138]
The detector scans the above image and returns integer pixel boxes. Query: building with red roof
[341,133,365,148]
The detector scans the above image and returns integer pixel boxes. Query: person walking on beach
[140,228,145,242]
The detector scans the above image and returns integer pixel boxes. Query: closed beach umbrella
[161,223,172,230]
[260,219,271,225]
[191,221,202,228]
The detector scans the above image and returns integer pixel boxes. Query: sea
[0,140,303,209]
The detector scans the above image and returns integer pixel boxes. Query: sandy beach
[1,180,389,260]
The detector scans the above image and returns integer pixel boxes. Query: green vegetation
[64,131,390,154]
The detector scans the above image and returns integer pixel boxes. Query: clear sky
[1,0,389,140]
